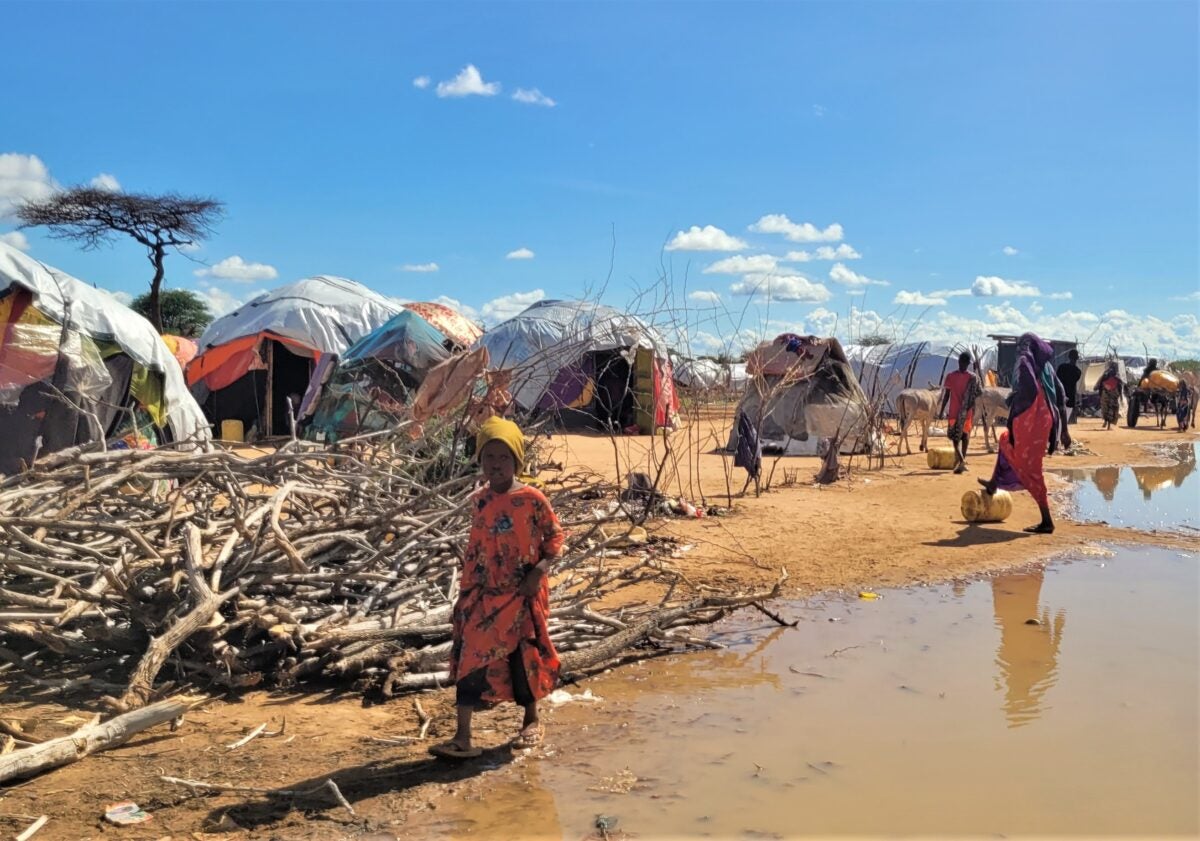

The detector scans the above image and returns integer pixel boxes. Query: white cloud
[1002,246,1019,256]
[798,306,1200,358]
[688,328,762,357]
[0,230,30,251]
[812,104,827,118]
[413,76,431,89]
[932,288,972,298]
[803,306,890,340]
[195,284,243,317]
[688,290,722,304]
[748,214,843,243]
[829,262,888,288]
[971,275,1041,297]
[401,262,439,273]
[89,173,121,191]
[176,241,202,253]
[703,254,779,275]
[729,273,832,303]
[816,244,861,260]
[1047,291,1073,300]
[436,64,500,98]
[984,302,1027,324]
[0,153,57,219]
[505,247,535,260]
[1172,290,1200,302]
[1028,301,1044,314]
[108,289,133,306]
[512,88,556,107]
[893,290,947,307]
[481,289,545,325]
[783,244,862,262]
[665,224,748,252]
[194,255,279,283]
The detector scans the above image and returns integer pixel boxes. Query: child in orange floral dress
[429,417,564,759]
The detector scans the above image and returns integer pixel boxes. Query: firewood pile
[0,431,781,711]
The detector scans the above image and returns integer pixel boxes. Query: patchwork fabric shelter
[0,242,209,474]
[187,276,402,437]
[301,304,477,442]
[727,334,873,455]
[477,299,678,433]
[844,341,998,414]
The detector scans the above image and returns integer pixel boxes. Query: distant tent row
[479,300,678,433]
[844,341,999,414]
[0,242,209,474]
[175,278,684,440]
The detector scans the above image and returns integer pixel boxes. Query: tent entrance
[266,341,314,436]
[591,350,634,431]
[199,340,314,438]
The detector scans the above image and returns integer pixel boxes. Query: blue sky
[1,1,1197,356]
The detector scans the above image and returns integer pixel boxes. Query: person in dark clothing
[1055,350,1082,425]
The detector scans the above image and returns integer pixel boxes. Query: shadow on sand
[922,523,1034,549]
[201,745,516,831]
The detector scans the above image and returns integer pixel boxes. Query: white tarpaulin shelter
[188,276,404,437]
[674,357,724,389]
[195,276,403,358]
[844,341,998,414]
[0,242,210,468]
[477,299,677,431]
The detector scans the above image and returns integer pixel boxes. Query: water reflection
[1092,466,1119,501]
[992,571,1065,728]
[1054,442,1198,531]
[1131,444,1196,499]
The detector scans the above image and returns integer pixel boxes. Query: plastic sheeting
[402,302,482,348]
[844,341,998,415]
[674,358,724,389]
[341,309,452,376]
[0,242,210,445]
[191,275,403,388]
[477,299,672,412]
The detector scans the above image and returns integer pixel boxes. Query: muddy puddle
[408,545,1198,839]
[1055,441,1198,532]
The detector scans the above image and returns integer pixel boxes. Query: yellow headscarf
[476,416,526,470]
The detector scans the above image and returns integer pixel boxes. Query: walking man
[1056,349,1082,425]
[940,351,983,474]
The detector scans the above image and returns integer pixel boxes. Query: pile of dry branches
[0,429,779,712]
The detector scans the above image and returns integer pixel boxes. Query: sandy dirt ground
[2,414,1196,840]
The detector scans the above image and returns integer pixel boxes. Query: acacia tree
[131,289,212,337]
[17,187,223,332]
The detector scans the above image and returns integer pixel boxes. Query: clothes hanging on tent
[734,412,762,480]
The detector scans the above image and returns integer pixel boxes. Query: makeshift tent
[187,276,402,437]
[0,242,209,474]
[478,299,678,433]
[727,334,873,455]
[300,304,476,442]
[844,341,999,414]
[673,357,724,390]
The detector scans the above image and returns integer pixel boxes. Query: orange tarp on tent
[186,332,319,392]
